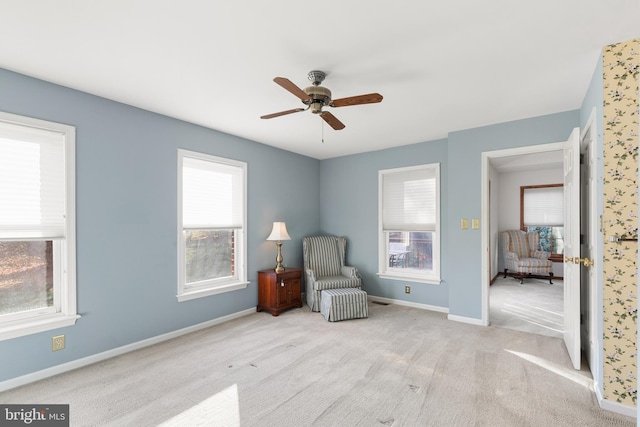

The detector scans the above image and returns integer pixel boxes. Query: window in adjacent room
[520,184,564,261]
[0,112,78,341]
[177,149,248,301]
[378,163,440,284]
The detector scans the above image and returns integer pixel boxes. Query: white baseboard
[594,379,602,401]
[447,313,486,326]
[594,382,637,418]
[368,295,448,314]
[0,307,256,393]
[367,296,486,327]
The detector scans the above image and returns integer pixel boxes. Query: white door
[563,127,581,370]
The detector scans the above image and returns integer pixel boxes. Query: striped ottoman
[320,288,368,322]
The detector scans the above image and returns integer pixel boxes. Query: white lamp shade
[266,222,291,241]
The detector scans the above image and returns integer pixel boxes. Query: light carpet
[490,276,564,338]
[1,302,634,426]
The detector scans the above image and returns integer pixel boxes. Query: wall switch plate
[405,285,411,294]
[472,218,480,229]
[461,218,469,229]
[52,335,65,351]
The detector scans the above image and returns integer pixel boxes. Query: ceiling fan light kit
[261,70,383,130]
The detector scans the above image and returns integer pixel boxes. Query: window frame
[377,163,441,284]
[177,149,248,302]
[0,111,78,342]
[520,183,564,262]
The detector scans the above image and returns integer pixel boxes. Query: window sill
[177,281,249,302]
[0,313,80,342]
[377,272,441,285]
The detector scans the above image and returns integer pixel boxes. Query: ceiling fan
[260,70,383,130]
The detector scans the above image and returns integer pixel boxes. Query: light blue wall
[319,111,580,320]
[447,111,580,319]
[580,55,604,132]
[320,140,449,307]
[0,68,320,382]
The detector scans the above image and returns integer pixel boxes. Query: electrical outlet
[52,335,65,352]
[405,285,411,294]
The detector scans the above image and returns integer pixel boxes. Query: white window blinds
[0,121,66,239]
[182,155,244,229]
[523,186,563,226]
[382,166,437,231]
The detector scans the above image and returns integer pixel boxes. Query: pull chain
[321,118,325,144]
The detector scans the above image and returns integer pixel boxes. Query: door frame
[580,108,601,389]
[480,141,564,326]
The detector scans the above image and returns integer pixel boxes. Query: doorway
[484,147,565,338]
[481,141,564,327]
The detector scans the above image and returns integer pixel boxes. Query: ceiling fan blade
[330,93,383,108]
[320,111,345,130]
[260,108,305,119]
[273,77,311,102]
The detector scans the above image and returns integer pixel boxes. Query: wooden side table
[257,268,303,316]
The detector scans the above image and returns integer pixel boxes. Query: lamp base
[274,241,285,273]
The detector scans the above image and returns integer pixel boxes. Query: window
[520,184,564,261]
[378,164,440,284]
[177,150,247,301]
[0,112,78,341]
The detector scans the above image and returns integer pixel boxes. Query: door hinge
[580,234,584,245]
[580,314,584,325]
[580,153,585,165]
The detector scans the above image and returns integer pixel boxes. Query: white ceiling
[0,1,638,160]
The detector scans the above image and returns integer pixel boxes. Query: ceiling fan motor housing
[303,85,331,114]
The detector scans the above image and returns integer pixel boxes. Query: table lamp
[266,222,291,273]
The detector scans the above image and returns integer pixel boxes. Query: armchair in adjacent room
[303,235,362,312]
[501,230,554,284]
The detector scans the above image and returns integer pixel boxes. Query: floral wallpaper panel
[602,37,639,406]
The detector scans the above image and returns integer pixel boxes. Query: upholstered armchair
[303,236,362,312]
[501,230,553,284]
